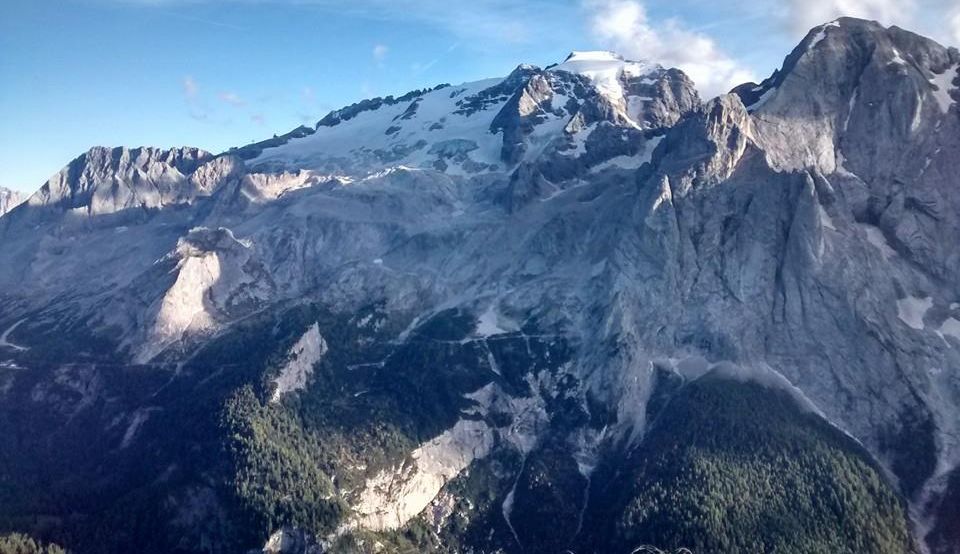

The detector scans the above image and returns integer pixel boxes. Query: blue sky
[2,0,957,193]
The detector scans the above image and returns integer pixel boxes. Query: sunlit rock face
[0,187,23,217]
[0,17,959,554]
[27,146,214,215]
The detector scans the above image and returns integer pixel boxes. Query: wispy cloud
[182,75,198,98]
[583,0,756,98]
[181,75,210,120]
[108,0,566,46]
[217,91,246,107]
[157,9,248,31]
[296,86,328,124]
[302,86,316,103]
[412,42,460,75]
[180,76,253,123]
[372,43,389,63]
[251,113,266,125]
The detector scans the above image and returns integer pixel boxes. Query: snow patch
[930,65,958,113]
[0,319,28,352]
[502,456,525,549]
[552,51,654,103]
[747,86,778,112]
[809,20,841,49]
[897,295,933,330]
[565,123,596,157]
[590,135,663,172]
[937,318,960,342]
[474,304,514,337]
[911,92,924,132]
[842,88,859,132]
[889,48,907,66]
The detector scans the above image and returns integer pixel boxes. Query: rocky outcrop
[316,85,449,128]
[270,323,327,403]
[27,146,213,216]
[0,187,22,217]
[134,226,275,363]
[490,70,556,165]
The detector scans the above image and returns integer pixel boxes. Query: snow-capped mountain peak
[3,18,960,554]
[552,50,658,98]
[246,52,696,183]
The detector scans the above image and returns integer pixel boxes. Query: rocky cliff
[0,187,22,217]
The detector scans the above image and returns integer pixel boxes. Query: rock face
[270,323,327,403]
[0,187,22,217]
[27,146,214,215]
[0,18,959,554]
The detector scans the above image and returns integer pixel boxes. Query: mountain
[0,17,959,554]
[0,187,23,217]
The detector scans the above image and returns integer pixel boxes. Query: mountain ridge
[1,16,959,554]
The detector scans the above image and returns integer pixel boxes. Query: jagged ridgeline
[1,16,959,554]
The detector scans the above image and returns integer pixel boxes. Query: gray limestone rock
[1,17,959,554]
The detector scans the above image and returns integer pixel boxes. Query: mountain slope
[0,17,959,554]
[584,374,915,554]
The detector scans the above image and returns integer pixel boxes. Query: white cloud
[783,0,916,35]
[372,44,389,63]
[779,0,960,46]
[584,0,757,98]
[949,6,960,45]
